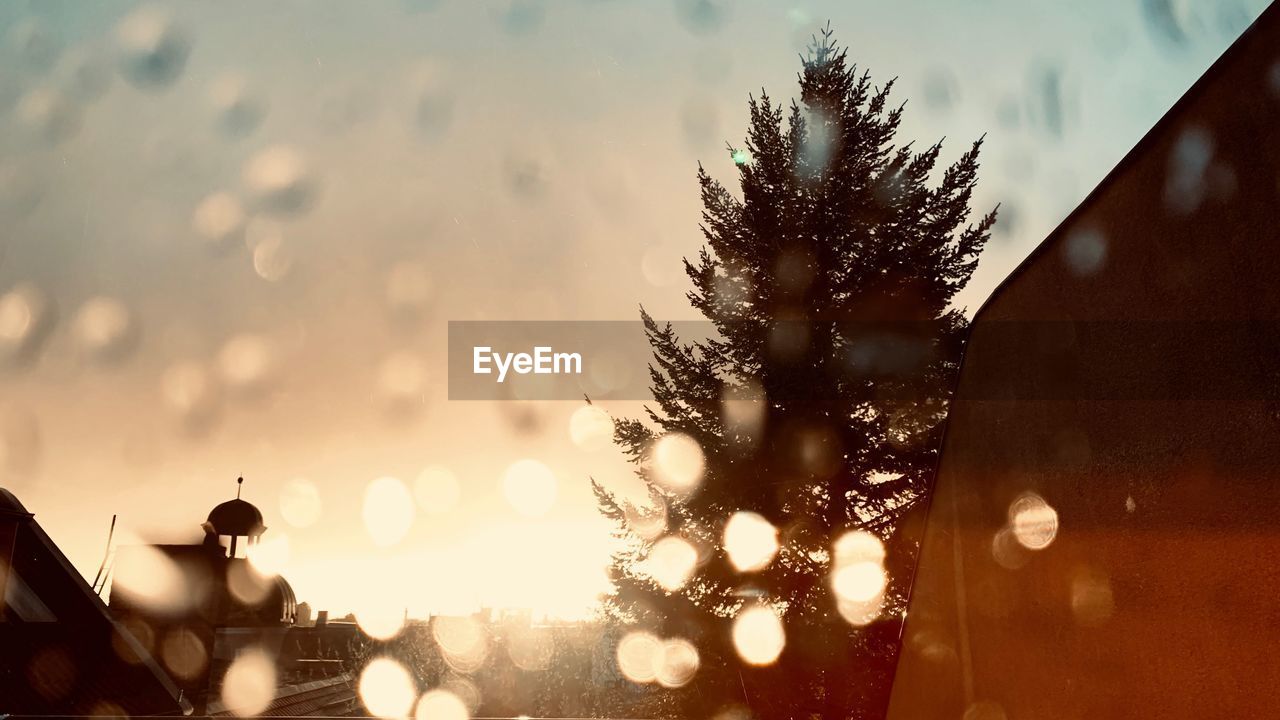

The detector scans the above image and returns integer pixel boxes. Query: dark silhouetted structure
[0,489,190,715]
[889,5,1280,719]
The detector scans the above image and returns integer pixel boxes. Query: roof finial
[237,476,244,499]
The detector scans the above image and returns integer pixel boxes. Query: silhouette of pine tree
[594,26,994,718]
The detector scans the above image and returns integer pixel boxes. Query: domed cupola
[205,477,265,558]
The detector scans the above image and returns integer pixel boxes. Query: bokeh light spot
[732,605,785,666]
[723,511,779,573]
[501,459,557,517]
[221,648,277,717]
[646,535,697,592]
[359,657,416,719]
[363,476,415,547]
[649,433,705,495]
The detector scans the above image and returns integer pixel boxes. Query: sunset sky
[0,0,1266,618]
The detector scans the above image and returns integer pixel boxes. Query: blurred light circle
[723,511,778,573]
[246,533,290,577]
[1009,493,1059,550]
[161,361,220,434]
[115,5,189,90]
[832,561,887,604]
[649,433,705,494]
[243,145,315,216]
[0,283,54,366]
[9,18,60,71]
[654,637,699,688]
[431,615,488,673]
[386,261,434,322]
[252,231,294,282]
[160,627,207,680]
[359,658,416,719]
[57,47,112,103]
[414,465,460,515]
[221,648,277,717]
[363,476,415,547]
[192,192,246,252]
[16,87,81,144]
[646,535,697,592]
[568,405,613,451]
[356,599,408,642]
[732,605,785,666]
[279,478,322,528]
[72,296,137,365]
[209,73,266,137]
[615,631,661,684]
[410,60,455,139]
[378,351,428,418]
[501,459,557,517]
[415,689,468,720]
[227,561,273,606]
[217,333,275,397]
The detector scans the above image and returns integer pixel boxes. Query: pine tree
[594,27,994,719]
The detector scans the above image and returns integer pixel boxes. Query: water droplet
[648,433,705,495]
[501,459,557,517]
[415,689,469,720]
[209,73,266,137]
[568,405,612,451]
[646,535,697,591]
[115,6,190,91]
[732,604,784,666]
[0,284,56,368]
[16,87,81,144]
[243,145,316,216]
[72,296,138,365]
[723,512,778,573]
[221,648,277,716]
[1009,492,1059,550]
[359,657,416,719]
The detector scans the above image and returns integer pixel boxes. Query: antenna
[91,514,117,596]
[237,476,244,499]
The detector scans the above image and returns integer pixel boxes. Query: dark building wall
[888,6,1280,719]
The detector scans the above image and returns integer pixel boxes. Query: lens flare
[732,605,785,666]
[649,433,705,494]
[568,405,613,451]
[359,657,416,719]
[1009,493,1059,550]
[831,530,888,626]
[501,459,557,517]
[723,511,778,572]
[356,598,407,641]
[363,476,415,547]
[192,192,246,251]
[654,637,700,688]
[646,535,697,591]
[246,533,290,577]
[432,615,488,673]
[415,689,468,720]
[221,648,277,716]
[616,631,661,684]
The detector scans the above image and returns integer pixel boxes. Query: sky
[0,0,1270,619]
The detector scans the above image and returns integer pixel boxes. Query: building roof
[208,498,266,537]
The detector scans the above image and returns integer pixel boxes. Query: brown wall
[888,6,1280,719]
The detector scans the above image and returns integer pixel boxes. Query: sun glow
[281,519,614,621]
